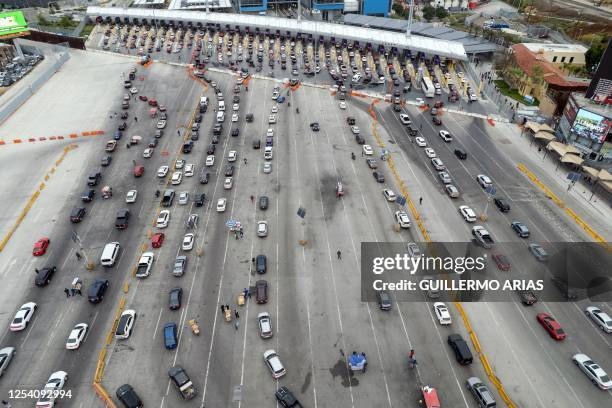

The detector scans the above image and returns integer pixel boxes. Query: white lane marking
[152,307,163,339]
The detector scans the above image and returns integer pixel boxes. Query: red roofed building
[504,43,589,117]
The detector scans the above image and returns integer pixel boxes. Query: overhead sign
[0,11,29,38]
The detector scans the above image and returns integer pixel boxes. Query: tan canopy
[534,131,555,141]
[581,166,600,178]
[547,141,568,156]
[564,145,581,155]
[600,180,612,193]
[561,154,584,165]
[598,169,612,182]
[525,121,555,134]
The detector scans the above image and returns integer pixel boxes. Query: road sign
[297,207,306,219]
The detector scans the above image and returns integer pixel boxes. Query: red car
[492,254,511,271]
[138,95,148,102]
[33,237,50,256]
[152,232,165,248]
[134,165,145,177]
[536,313,566,341]
[148,99,158,107]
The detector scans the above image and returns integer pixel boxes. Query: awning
[525,121,555,134]
[600,180,612,193]
[564,145,581,155]
[561,154,584,165]
[547,141,568,156]
[534,131,555,141]
[581,166,600,178]
[598,169,612,182]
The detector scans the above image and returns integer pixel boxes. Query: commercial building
[360,0,392,16]
[168,0,234,11]
[431,0,470,10]
[521,43,588,72]
[131,0,167,8]
[585,39,612,105]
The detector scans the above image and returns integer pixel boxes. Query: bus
[421,77,434,98]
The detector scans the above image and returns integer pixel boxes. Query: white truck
[135,252,154,278]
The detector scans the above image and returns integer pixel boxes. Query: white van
[200,96,208,107]
[100,242,121,267]
[217,111,225,123]
[218,101,225,111]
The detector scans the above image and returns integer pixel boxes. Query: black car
[447,334,473,365]
[211,134,219,144]
[199,105,207,113]
[113,130,123,140]
[118,122,127,131]
[376,290,392,310]
[225,165,235,177]
[275,386,302,408]
[213,124,222,135]
[115,209,131,229]
[148,138,158,148]
[432,117,442,126]
[116,384,143,408]
[310,122,320,131]
[355,135,365,144]
[207,144,216,155]
[259,195,269,210]
[35,266,56,287]
[194,193,206,207]
[233,95,240,103]
[182,141,194,153]
[169,287,183,310]
[256,255,267,274]
[370,171,384,183]
[194,114,203,123]
[155,129,164,138]
[101,155,112,167]
[87,171,101,186]
[81,189,95,202]
[190,131,199,141]
[246,113,254,122]
[231,128,240,137]
[253,139,261,149]
[494,197,510,212]
[454,149,467,160]
[88,279,109,304]
[70,207,86,223]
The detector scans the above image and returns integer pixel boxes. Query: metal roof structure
[86,6,468,60]
[343,14,498,55]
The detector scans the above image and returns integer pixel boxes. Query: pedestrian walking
[252,257,255,264]
[337,250,342,260]
[76,289,82,296]
[250,195,254,203]
[409,349,415,359]
[234,309,240,319]
[64,288,71,298]
[419,197,423,205]
[240,230,244,238]
[134,116,138,122]
[235,320,240,330]
[225,304,230,311]
[75,252,82,260]
[177,130,181,136]
[244,158,247,165]
[35,268,39,274]
[70,288,76,296]
[419,123,423,130]
[221,304,225,313]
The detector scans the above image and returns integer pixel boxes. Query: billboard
[570,108,612,144]
[0,11,29,38]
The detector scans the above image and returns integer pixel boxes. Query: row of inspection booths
[524,121,612,202]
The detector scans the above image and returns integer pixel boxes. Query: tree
[58,15,74,28]
[532,65,544,85]
[585,44,605,73]
[435,6,448,19]
[422,5,435,22]
[37,14,50,26]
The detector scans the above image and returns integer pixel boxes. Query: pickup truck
[472,226,493,249]
[135,252,154,278]
[115,209,130,230]
[161,189,175,207]
[168,366,197,400]
[275,386,303,407]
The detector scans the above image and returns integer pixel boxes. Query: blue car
[276,96,285,104]
[163,323,177,349]
[113,130,123,140]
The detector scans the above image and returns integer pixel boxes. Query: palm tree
[532,65,544,85]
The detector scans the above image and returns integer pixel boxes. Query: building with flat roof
[132,0,167,8]
[168,0,234,11]
[521,42,588,69]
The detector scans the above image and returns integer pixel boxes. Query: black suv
[115,209,131,229]
[246,113,254,122]
[182,141,194,153]
[87,171,102,186]
[194,193,206,207]
[81,189,95,202]
[373,171,385,183]
[116,384,143,408]
[162,190,175,207]
[256,255,267,274]
[35,266,56,287]
[88,279,109,304]
[275,386,302,408]
[494,197,510,212]
[259,196,269,210]
[101,155,112,167]
[70,207,86,223]
[253,139,261,149]
[447,334,473,365]
[454,149,467,160]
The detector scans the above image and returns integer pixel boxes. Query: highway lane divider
[517,163,609,248]
[92,382,117,408]
[0,144,77,252]
[0,130,104,146]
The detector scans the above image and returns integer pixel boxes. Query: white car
[362,145,373,156]
[271,105,278,113]
[434,302,452,325]
[216,198,227,212]
[477,174,492,188]
[272,91,279,100]
[143,148,153,158]
[184,164,195,177]
[178,191,189,205]
[157,119,167,129]
[415,137,426,147]
[268,114,276,124]
[383,189,397,202]
[572,354,612,390]
[264,146,273,160]
[0,347,14,376]
[399,113,411,125]
[115,309,136,340]
[233,103,240,111]
[66,323,88,350]
[232,113,239,122]
[228,150,237,162]
[129,87,138,94]
[439,130,452,142]
[156,210,170,228]
[157,165,169,178]
[266,128,274,137]
[205,155,215,166]
[171,171,183,185]
[424,148,436,158]
[257,220,268,237]
[258,312,273,338]
[175,159,185,169]
[263,349,286,378]
[339,101,347,109]
[351,126,360,135]
[182,233,195,250]
[415,97,425,106]
[36,371,68,408]
[126,190,138,203]
[395,211,411,228]
[438,171,452,184]
[585,306,612,333]
[9,302,37,331]
[263,162,272,174]
[224,177,233,189]
[431,158,445,171]
[459,205,477,223]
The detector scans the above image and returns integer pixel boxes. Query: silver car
[0,347,15,377]
[572,353,612,390]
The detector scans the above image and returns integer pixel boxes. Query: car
[399,113,411,125]
[87,171,101,186]
[258,312,273,338]
[182,141,194,153]
[115,309,136,339]
[65,323,88,350]
[351,126,360,134]
[466,377,497,408]
[373,171,385,183]
[230,128,240,137]
[263,349,286,378]
[376,290,392,310]
[151,232,165,249]
[233,103,240,111]
[184,164,195,177]
[217,198,227,212]
[81,189,95,203]
[529,243,548,262]
[550,277,578,299]
[454,149,467,160]
[275,386,302,408]
[447,333,473,365]
[310,122,320,131]
[572,354,612,390]
[116,384,143,408]
[430,157,446,171]
[339,101,347,109]
[0,347,15,377]
[445,184,460,198]
[415,137,426,147]
[156,210,170,228]
[383,189,397,201]
[585,306,612,333]
[143,148,153,158]
[268,114,276,124]
[263,162,272,173]
[424,148,436,158]
[178,192,189,205]
[69,206,87,223]
[34,266,56,287]
[157,165,169,177]
[205,155,215,166]
[432,117,442,126]
[536,312,566,340]
[194,193,205,207]
[169,287,183,310]
[163,322,178,349]
[438,171,452,184]
[88,279,109,303]
[173,256,187,277]
[258,195,269,210]
[157,119,167,129]
[175,159,185,169]
[207,144,216,155]
[10,302,37,331]
[492,254,511,271]
[133,165,144,177]
[36,371,68,408]
[458,205,477,222]
[105,140,117,152]
[182,233,195,250]
[362,145,373,155]
[395,211,411,228]
[257,220,268,237]
[366,158,377,169]
[434,302,452,325]
[129,87,138,94]
[228,150,237,162]
[511,221,530,238]
[255,254,267,274]
[232,113,239,122]
[33,237,50,256]
[264,146,273,160]
[171,171,183,185]
[477,174,492,188]
[101,155,112,166]
[494,197,511,212]
[256,280,268,303]
[406,242,422,258]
